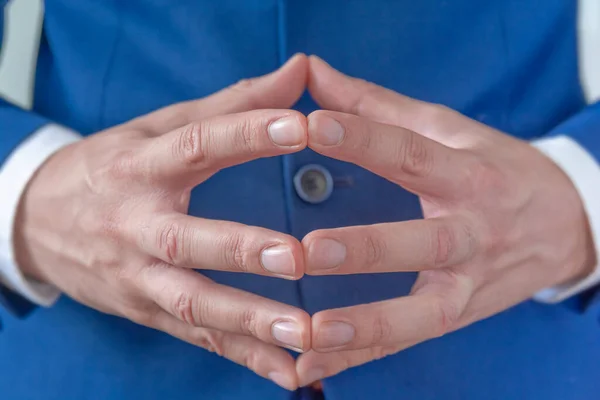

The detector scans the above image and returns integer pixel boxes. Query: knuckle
[172,290,205,327]
[101,209,122,240]
[429,296,460,338]
[230,79,259,109]
[232,118,259,157]
[459,221,478,262]
[349,79,378,115]
[363,233,386,270]
[393,132,433,178]
[242,349,263,373]
[113,265,139,287]
[430,222,456,268]
[123,306,154,327]
[222,233,253,273]
[357,122,373,152]
[81,206,121,241]
[176,122,207,167]
[370,315,393,346]
[194,330,225,356]
[464,157,509,198]
[156,221,187,266]
[102,150,139,181]
[239,308,259,337]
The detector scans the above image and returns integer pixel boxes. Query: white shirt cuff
[532,135,600,303]
[0,124,81,306]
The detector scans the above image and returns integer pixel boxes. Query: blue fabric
[1,0,600,399]
[0,3,48,319]
[550,101,600,161]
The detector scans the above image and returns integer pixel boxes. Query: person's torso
[1,1,599,399]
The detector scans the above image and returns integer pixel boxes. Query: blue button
[294,164,334,204]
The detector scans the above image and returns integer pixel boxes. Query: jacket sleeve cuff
[0,124,81,306]
[531,136,600,303]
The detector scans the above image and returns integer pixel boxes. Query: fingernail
[261,245,295,277]
[308,238,346,271]
[272,320,304,351]
[315,321,355,350]
[269,116,304,147]
[309,115,345,146]
[302,367,326,387]
[268,371,296,391]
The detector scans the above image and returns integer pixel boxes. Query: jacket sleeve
[532,101,600,307]
[0,2,79,319]
[0,0,52,164]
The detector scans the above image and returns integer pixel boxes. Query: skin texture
[295,56,597,386]
[14,54,311,391]
[12,54,597,390]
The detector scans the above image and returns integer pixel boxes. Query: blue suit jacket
[1,1,600,399]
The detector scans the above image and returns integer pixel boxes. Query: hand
[296,56,597,385]
[14,55,311,390]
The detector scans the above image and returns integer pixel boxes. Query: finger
[130,213,304,279]
[138,264,311,352]
[296,343,417,387]
[152,311,299,391]
[307,55,465,143]
[307,110,471,199]
[130,53,309,134]
[303,218,477,275]
[308,271,472,352]
[137,109,307,187]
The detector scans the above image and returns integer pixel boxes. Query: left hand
[295,56,597,385]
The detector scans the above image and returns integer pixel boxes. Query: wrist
[531,136,600,302]
[11,140,76,286]
[13,184,47,284]
[0,124,79,305]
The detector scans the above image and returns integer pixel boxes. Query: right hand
[13,54,311,390]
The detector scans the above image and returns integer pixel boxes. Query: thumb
[132,53,309,134]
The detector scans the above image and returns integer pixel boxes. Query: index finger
[137,109,307,187]
[128,213,305,280]
[307,55,466,143]
[127,53,309,134]
[307,110,471,199]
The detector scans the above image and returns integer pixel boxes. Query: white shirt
[0,125,599,306]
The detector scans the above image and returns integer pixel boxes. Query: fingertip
[268,371,298,391]
[311,312,356,352]
[307,110,346,148]
[295,309,314,353]
[286,52,309,70]
[278,53,309,84]
[263,54,308,109]
[289,235,307,280]
[260,234,305,280]
[307,56,327,94]
[308,54,331,70]
[268,112,308,149]
[271,309,312,353]
[296,355,328,388]
[302,230,347,275]
[307,55,340,91]
[286,233,308,280]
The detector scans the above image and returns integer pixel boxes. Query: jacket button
[294,164,333,204]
